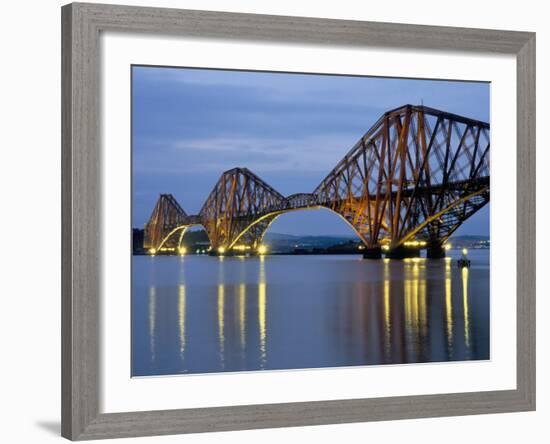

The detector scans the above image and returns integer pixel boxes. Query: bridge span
[143,104,490,259]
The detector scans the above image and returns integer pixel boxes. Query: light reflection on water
[132,251,489,376]
[463,267,471,352]
[178,284,185,357]
[445,258,454,358]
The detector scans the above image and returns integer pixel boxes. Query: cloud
[133,132,360,177]
[131,66,490,233]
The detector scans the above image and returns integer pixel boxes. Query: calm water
[132,251,489,376]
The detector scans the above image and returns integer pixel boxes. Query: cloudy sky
[132,66,490,237]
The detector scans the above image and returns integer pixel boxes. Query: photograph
[131,66,490,377]
[1,0,540,441]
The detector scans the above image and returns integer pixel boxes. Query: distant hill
[449,235,489,241]
[262,232,299,240]
[262,232,359,253]
[264,233,357,240]
[263,232,358,241]
[448,235,489,249]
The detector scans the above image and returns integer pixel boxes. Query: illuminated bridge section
[143,194,188,254]
[142,105,490,258]
[314,105,490,253]
[198,168,285,253]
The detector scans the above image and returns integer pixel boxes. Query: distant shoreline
[132,246,489,257]
[132,228,489,256]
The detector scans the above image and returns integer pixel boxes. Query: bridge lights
[257,245,268,255]
[458,248,471,268]
[178,247,186,256]
[149,248,156,256]
[404,240,427,247]
[218,247,226,255]
[444,243,452,251]
[143,107,489,262]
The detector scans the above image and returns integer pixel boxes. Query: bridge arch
[226,205,368,252]
[395,187,489,248]
[150,223,206,255]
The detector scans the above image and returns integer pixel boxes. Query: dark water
[132,251,490,376]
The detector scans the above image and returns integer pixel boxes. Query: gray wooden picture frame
[61,2,536,440]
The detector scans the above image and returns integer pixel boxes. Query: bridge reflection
[383,259,391,360]
[148,286,156,362]
[144,256,272,370]
[178,284,186,358]
[258,257,267,369]
[462,267,471,352]
[445,258,454,358]
[137,254,480,376]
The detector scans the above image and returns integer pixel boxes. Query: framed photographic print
[61,2,535,440]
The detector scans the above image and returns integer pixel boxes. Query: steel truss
[143,194,188,252]
[143,105,490,254]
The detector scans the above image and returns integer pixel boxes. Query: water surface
[132,251,489,376]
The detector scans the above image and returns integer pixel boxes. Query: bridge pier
[385,245,421,259]
[362,247,382,259]
[426,242,446,259]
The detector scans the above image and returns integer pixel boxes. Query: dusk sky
[132,66,490,237]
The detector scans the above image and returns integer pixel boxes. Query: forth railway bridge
[143,105,490,259]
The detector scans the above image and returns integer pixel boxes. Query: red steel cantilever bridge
[143,105,490,259]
